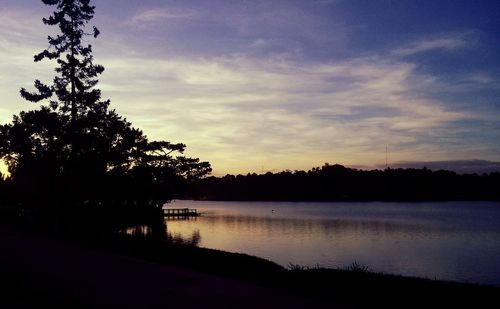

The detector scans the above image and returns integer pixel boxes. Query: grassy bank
[2,211,499,308]
[57,231,500,308]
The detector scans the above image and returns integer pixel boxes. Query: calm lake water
[162,200,500,286]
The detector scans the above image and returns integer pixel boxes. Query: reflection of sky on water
[165,200,500,286]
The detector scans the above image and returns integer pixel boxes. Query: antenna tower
[385,145,388,169]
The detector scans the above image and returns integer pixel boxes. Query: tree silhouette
[19,0,107,163]
[20,0,102,126]
[194,164,500,201]
[0,0,211,227]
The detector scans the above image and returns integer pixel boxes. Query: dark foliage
[194,163,500,201]
[0,172,6,206]
[0,0,211,228]
[20,0,104,125]
[285,267,500,308]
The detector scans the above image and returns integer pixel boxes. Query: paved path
[0,227,338,308]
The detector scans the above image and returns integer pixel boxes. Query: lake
[160,200,500,286]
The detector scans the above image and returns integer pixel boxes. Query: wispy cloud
[1,3,498,175]
[392,35,469,56]
[130,8,196,25]
[93,51,474,173]
[317,0,338,5]
[0,8,56,123]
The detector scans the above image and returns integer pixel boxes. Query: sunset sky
[1,0,500,175]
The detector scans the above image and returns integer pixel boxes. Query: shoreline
[184,197,500,203]
[2,224,499,308]
[0,225,331,309]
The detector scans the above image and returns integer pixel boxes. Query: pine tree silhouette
[0,0,211,228]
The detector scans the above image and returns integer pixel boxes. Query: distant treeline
[192,164,500,201]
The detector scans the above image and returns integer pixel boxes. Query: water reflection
[123,219,201,246]
[162,200,500,286]
[124,225,154,237]
[200,215,452,236]
[166,227,201,246]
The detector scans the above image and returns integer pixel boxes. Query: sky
[1,0,500,175]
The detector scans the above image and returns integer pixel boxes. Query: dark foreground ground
[0,226,336,309]
[1,225,499,308]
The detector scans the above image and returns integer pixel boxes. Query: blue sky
[1,0,500,175]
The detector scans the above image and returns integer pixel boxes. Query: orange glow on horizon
[0,160,9,178]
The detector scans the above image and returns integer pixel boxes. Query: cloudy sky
[1,0,500,175]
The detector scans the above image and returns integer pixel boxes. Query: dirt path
[0,227,338,308]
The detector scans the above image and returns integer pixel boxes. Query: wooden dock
[163,208,199,218]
